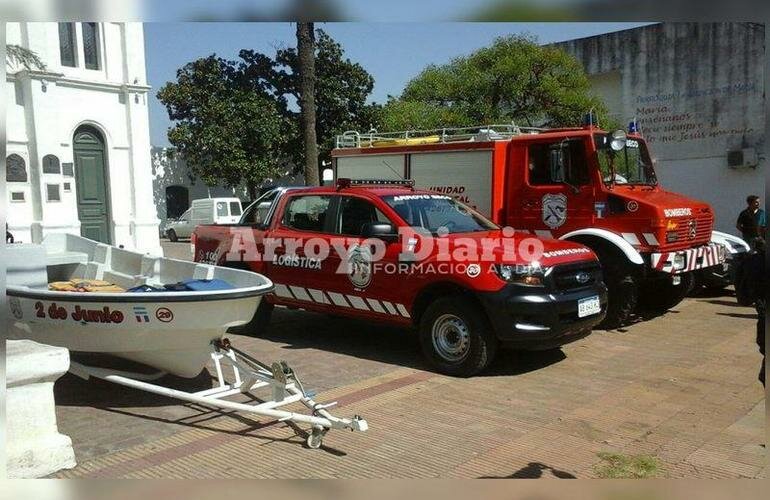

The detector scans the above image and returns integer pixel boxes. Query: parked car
[192,180,607,376]
[165,208,193,242]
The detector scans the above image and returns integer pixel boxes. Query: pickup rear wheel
[419,296,497,377]
[167,229,178,242]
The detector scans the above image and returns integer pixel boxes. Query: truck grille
[550,261,603,293]
[665,211,713,251]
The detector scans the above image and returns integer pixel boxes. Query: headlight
[494,263,547,286]
[673,253,686,270]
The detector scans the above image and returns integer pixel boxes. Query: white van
[190,197,243,228]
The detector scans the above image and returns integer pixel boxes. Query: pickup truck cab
[192,179,607,376]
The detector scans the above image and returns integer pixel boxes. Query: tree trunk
[296,22,319,186]
[246,181,257,202]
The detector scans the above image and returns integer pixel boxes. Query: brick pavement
[53,287,766,478]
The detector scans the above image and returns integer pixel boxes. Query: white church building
[5,22,161,255]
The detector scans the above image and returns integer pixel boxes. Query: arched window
[165,185,189,219]
[6,154,27,182]
[43,154,61,174]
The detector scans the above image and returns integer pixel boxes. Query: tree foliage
[381,34,607,131]
[268,29,378,164]
[158,29,377,192]
[157,56,290,198]
[6,44,46,71]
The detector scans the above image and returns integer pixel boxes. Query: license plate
[578,296,601,318]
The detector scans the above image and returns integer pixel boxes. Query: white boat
[6,234,368,447]
[6,233,272,378]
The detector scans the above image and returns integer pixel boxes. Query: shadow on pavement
[717,312,757,319]
[54,362,215,409]
[480,461,577,478]
[700,299,744,308]
[690,287,735,299]
[253,308,568,377]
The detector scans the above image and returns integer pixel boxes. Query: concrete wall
[151,146,306,233]
[150,147,245,233]
[555,23,765,233]
[5,22,161,254]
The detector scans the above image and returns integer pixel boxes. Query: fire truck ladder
[336,123,547,149]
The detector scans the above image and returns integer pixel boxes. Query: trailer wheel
[593,246,638,329]
[167,229,178,242]
[639,273,694,313]
[419,296,497,377]
[306,425,326,449]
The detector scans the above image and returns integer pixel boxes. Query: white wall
[151,147,245,233]
[5,22,161,254]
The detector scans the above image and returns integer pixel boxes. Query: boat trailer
[68,339,368,449]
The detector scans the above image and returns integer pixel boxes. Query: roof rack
[335,123,547,149]
[336,178,415,190]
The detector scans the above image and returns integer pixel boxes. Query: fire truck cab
[331,124,727,328]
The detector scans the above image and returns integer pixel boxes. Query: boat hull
[7,293,261,378]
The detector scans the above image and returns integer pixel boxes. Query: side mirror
[549,148,565,183]
[361,222,398,242]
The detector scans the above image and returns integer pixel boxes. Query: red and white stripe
[273,283,411,318]
[650,243,726,274]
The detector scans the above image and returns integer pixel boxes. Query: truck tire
[593,246,638,329]
[418,296,497,377]
[228,300,274,335]
[167,229,178,242]
[639,273,694,313]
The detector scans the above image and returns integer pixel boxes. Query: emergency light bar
[336,178,415,189]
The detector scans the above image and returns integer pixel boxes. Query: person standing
[736,195,766,244]
[735,237,765,386]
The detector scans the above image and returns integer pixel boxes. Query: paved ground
[52,241,765,478]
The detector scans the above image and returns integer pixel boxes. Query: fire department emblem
[9,297,23,319]
[542,193,567,229]
[347,244,373,290]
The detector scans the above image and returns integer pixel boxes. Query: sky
[144,22,653,147]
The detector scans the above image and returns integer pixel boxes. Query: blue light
[628,121,638,133]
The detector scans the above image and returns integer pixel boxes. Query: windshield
[382,194,498,234]
[595,134,657,186]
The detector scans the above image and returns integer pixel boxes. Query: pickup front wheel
[419,296,497,377]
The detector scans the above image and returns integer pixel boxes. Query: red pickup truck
[192,179,607,376]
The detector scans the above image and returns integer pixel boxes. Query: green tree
[266,29,379,167]
[159,30,377,192]
[381,34,607,131]
[6,45,46,71]
[157,55,290,199]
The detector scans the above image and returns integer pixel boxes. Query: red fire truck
[331,124,726,327]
